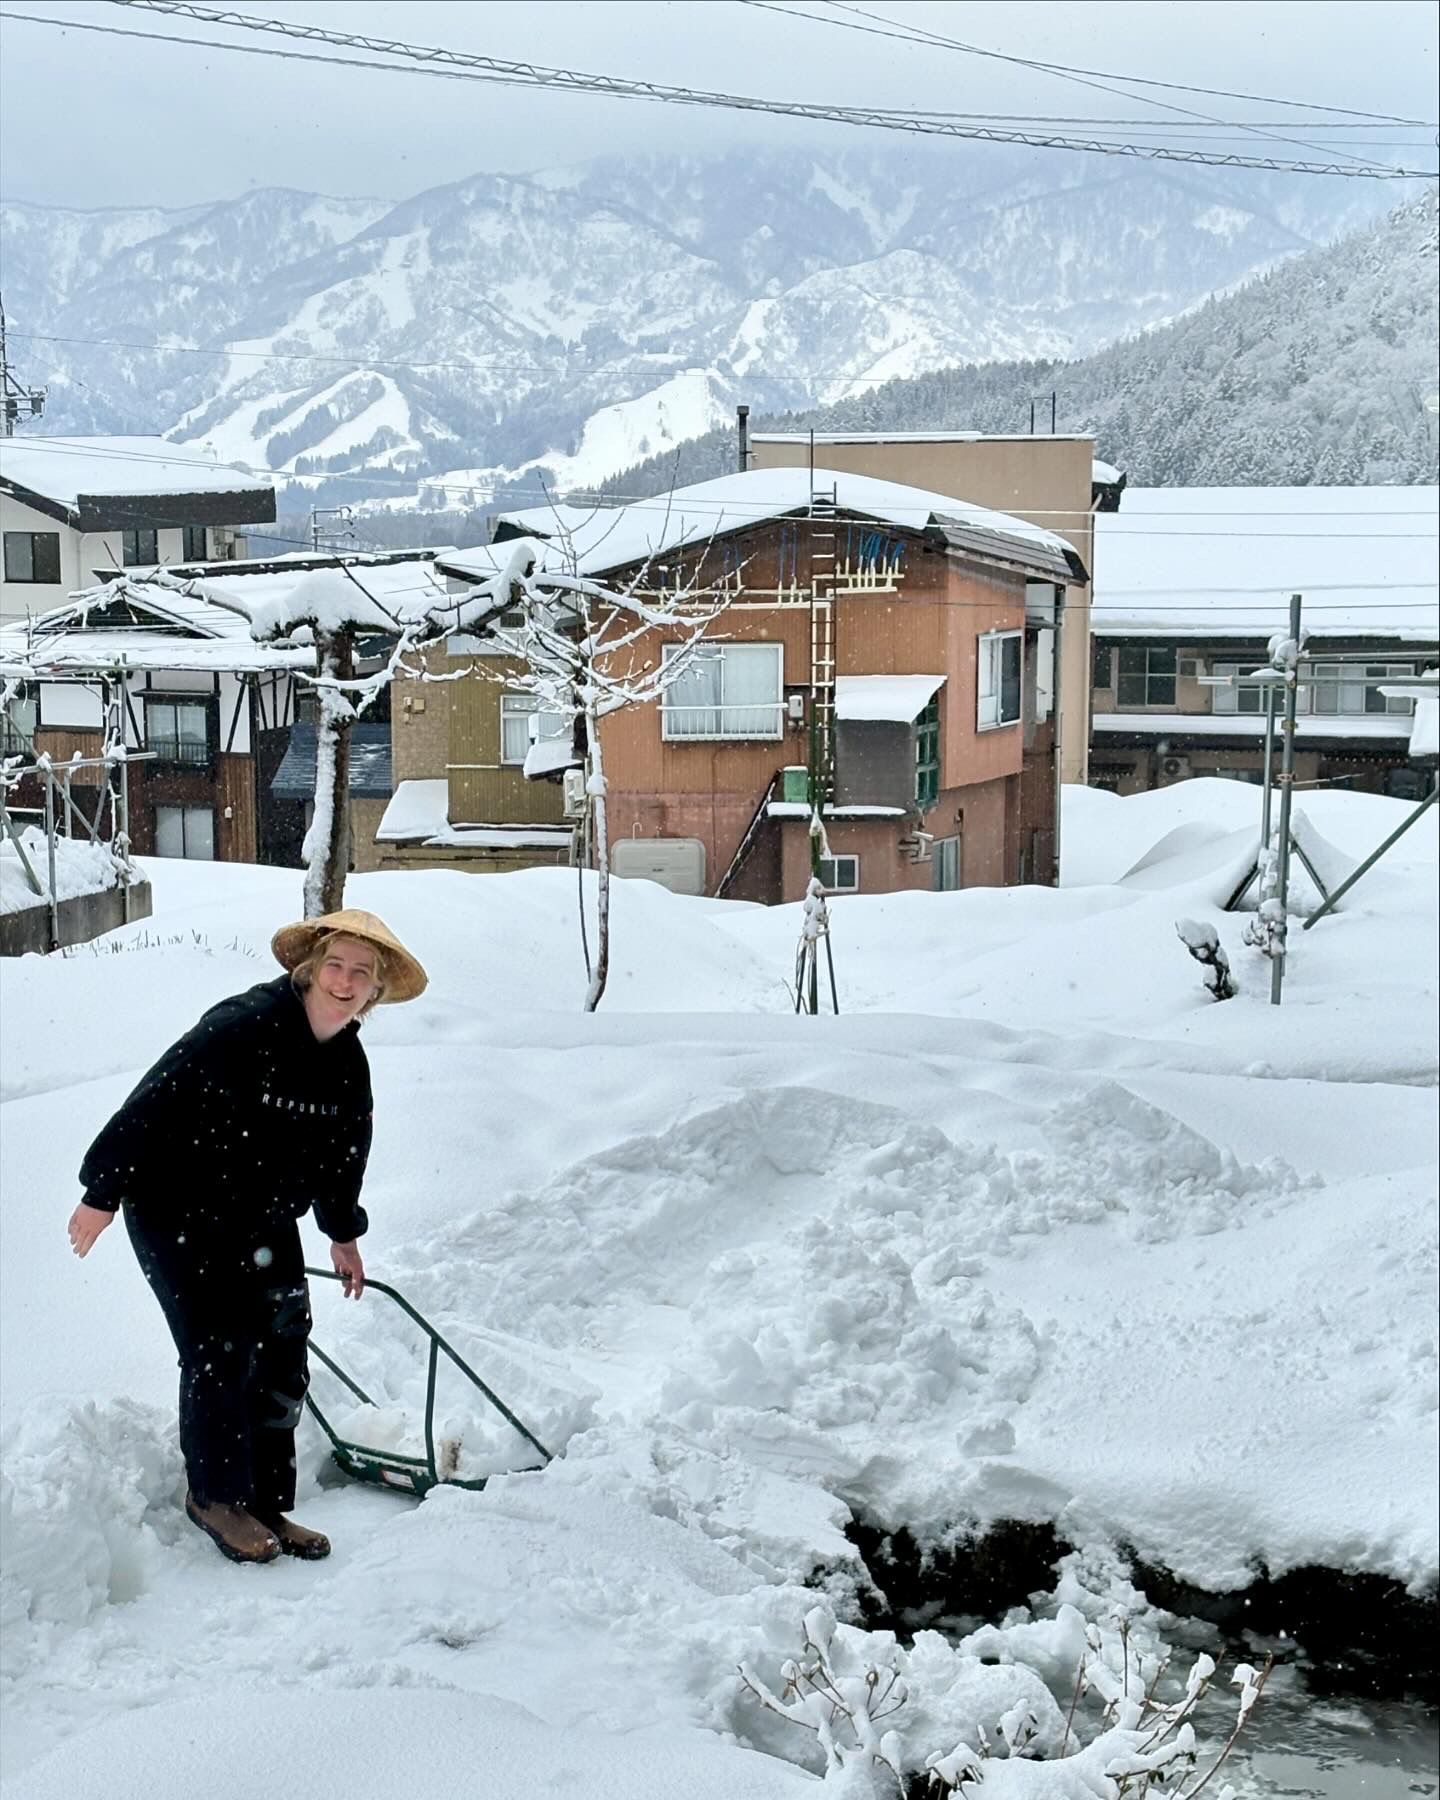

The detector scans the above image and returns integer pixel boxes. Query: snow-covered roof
[0,436,273,513]
[377,780,449,842]
[491,504,607,543]
[377,780,575,848]
[1092,460,1124,486]
[751,432,1096,446]
[0,583,313,677]
[442,468,1079,587]
[834,674,946,722]
[1093,488,1440,641]
[186,558,452,638]
[1093,712,1413,741]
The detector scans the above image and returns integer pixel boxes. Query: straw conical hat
[271,908,427,1003]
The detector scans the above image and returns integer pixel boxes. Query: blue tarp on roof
[271,721,393,801]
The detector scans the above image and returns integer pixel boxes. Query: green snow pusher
[303,1266,552,1496]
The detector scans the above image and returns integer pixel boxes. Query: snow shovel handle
[304,1265,554,1466]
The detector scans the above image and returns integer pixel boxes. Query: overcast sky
[0,0,1435,210]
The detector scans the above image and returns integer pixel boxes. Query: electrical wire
[747,0,1400,173]
[1,3,1430,179]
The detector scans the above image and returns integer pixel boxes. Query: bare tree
[471,549,736,1011]
[131,550,540,917]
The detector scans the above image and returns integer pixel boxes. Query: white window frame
[1210,663,1268,716]
[1309,660,1414,718]
[500,693,571,766]
[977,630,1023,730]
[660,642,784,741]
[817,854,859,894]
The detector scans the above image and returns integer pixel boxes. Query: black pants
[125,1207,311,1513]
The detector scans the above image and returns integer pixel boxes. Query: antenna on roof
[0,295,47,438]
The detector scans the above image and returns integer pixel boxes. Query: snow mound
[2,1686,814,1800]
[0,1399,182,1679]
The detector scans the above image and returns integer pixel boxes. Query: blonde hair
[290,931,389,1021]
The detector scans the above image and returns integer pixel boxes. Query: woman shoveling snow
[65,908,427,1566]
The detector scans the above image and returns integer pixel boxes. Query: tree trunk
[302,629,354,919]
[583,702,610,1012]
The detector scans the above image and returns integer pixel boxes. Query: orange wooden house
[432,468,1085,903]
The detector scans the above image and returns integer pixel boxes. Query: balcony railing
[660,702,786,742]
[147,737,213,767]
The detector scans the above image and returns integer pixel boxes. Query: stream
[1215,1662,1437,1798]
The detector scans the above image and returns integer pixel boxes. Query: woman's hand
[68,1203,115,1259]
[331,1239,366,1299]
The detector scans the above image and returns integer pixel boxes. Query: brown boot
[185,1493,282,1564]
[255,1513,332,1561]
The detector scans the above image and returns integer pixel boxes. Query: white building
[1089,487,1440,798]
[0,436,276,624]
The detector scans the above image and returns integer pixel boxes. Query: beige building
[749,431,1121,784]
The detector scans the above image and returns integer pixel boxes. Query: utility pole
[309,505,356,553]
[0,295,47,437]
[1269,594,1305,1006]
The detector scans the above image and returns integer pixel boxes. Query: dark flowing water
[1218,1665,1438,1799]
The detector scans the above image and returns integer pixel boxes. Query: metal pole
[1303,780,1438,929]
[1050,585,1064,886]
[43,768,59,951]
[1259,681,1276,850]
[1270,594,1302,1005]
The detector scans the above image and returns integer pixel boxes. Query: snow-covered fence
[0,748,149,953]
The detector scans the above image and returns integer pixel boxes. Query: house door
[933,831,962,891]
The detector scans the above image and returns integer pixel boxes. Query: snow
[0,436,273,510]
[374,777,448,842]
[1093,487,1440,639]
[0,827,120,914]
[1094,710,1414,740]
[834,674,946,722]
[523,735,581,777]
[1412,696,1439,760]
[440,467,1073,585]
[0,779,1435,1793]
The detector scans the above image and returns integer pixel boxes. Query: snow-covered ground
[0,827,122,915]
[1,781,1435,1797]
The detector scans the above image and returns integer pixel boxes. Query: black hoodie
[79,975,373,1244]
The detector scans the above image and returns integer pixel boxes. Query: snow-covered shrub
[1175,919,1237,1001]
[737,1600,1270,1796]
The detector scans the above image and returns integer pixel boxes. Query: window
[661,642,783,740]
[933,834,962,892]
[817,854,859,893]
[154,804,214,860]
[122,528,159,567]
[3,530,62,584]
[182,525,208,561]
[1115,647,1176,709]
[146,698,210,766]
[1309,662,1414,717]
[977,631,1023,729]
[914,697,941,806]
[1211,663,1267,716]
[500,694,571,765]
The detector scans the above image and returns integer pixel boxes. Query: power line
[3,3,1429,180]
[804,0,1431,127]
[750,0,1400,173]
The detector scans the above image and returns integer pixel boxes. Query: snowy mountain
[601,188,1440,495]
[0,148,1422,504]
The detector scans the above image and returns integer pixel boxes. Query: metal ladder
[808,485,838,810]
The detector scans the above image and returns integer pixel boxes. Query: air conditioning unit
[562,768,588,818]
[1158,755,1191,783]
